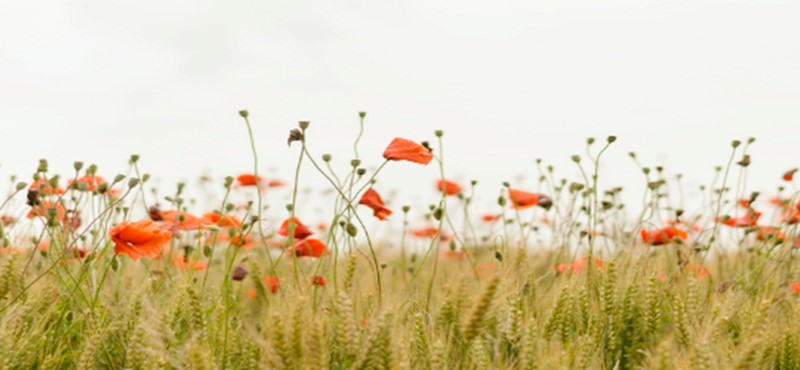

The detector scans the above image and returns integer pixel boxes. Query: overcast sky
[1,0,799,218]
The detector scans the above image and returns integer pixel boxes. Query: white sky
[1,0,799,219]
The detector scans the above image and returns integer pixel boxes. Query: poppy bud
[38,159,48,172]
[402,205,410,213]
[656,166,663,172]
[97,183,109,194]
[433,208,443,221]
[26,190,40,207]
[346,223,358,237]
[737,155,751,167]
[232,265,248,281]
[350,159,361,167]
[224,176,233,189]
[287,129,303,146]
[149,206,163,221]
[421,141,433,152]
[586,137,595,145]
[238,110,249,118]
[642,168,651,175]
[15,182,27,191]
[286,204,294,212]
[359,111,366,118]
[87,164,97,175]
[628,152,636,159]
[357,168,366,176]
[569,183,584,192]
[73,161,84,171]
[607,135,617,143]
[299,121,310,130]
[495,251,503,262]
[502,182,510,188]
[113,174,125,184]
[77,182,89,192]
[435,130,443,137]
[731,140,741,148]
[571,155,581,163]
[537,195,553,209]
[471,180,477,186]
[128,178,139,188]
[322,154,332,162]
[498,196,506,206]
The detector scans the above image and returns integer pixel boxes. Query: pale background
[1,0,799,221]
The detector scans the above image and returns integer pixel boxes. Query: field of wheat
[1,112,799,369]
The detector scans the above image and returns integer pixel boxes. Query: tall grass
[0,113,798,369]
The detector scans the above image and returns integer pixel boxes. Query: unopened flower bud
[238,110,249,118]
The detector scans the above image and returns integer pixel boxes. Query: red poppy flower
[201,212,242,229]
[411,227,452,243]
[481,214,499,223]
[684,263,709,278]
[215,233,255,249]
[264,275,281,293]
[0,215,15,226]
[311,275,326,287]
[640,227,688,246]
[160,210,205,231]
[171,256,208,271]
[236,174,266,188]
[29,178,64,195]
[27,201,66,222]
[717,211,761,228]
[783,168,798,182]
[382,138,433,165]
[508,189,551,210]
[359,188,392,220]
[442,249,465,261]
[268,179,286,188]
[68,175,106,192]
[436,180,462,196]
[791,283,800,295]
[278,217,314,239]
[110,219,172,261]
[756,226,785,242]
[287,238,328,258]
[412,227,440,238]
